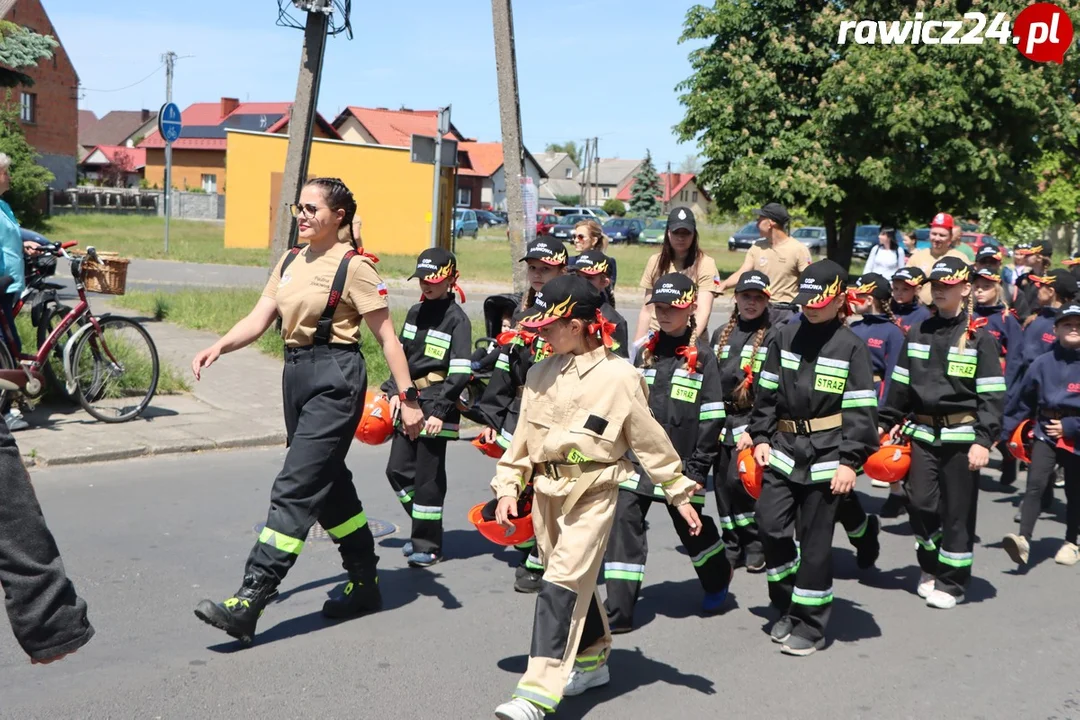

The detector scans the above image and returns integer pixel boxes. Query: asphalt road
[2,445,1078,719]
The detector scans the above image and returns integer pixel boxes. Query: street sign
[410,134,458,167]
[158,102,182,143]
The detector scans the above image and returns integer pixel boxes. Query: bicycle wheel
[0,338,14,414]
[71,316,159,423]
[36,302,81,402]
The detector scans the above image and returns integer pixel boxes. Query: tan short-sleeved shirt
[639,252,721,331]
[263,242,388,347]
[908,247,969,305]
[745,237,812,303]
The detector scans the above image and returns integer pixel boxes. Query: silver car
[791,226,826,254]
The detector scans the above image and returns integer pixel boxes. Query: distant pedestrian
[906,213,968,305]
[191,177,423,644]
[862,228,906,278]
[572,220,617,291]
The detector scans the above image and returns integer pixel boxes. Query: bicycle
[0,243,160,423]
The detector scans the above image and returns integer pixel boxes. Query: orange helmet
[468,501,534,546]
[738,447,763,500]
[471,435,505,459]
[864,443,911,484]
[1008,419,1034,464]
[355,391,393,445]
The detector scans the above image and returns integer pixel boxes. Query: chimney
[220,97,240,118]
[141,109,151,122]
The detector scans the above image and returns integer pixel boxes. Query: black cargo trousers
[246,344,377,583]
[0,415,94,661]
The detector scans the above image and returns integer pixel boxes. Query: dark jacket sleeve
[749,333,781,445]
[880,335,912,430]
[879,324,903,406]
[613,315,629,359]
[1003,359,1038,438]
[1002,313,1025,391]
[431,309,473,420]
[472,345,516,430]
[685,346,724,484]
[973,330,1006,448]
[840,340,881,470]
[380,306,416,396]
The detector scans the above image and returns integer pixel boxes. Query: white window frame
[201,173,217,193]
[20,92,36,123]
[602,187,609,198]
[457,187,472,206]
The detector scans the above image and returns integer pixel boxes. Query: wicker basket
[76,251,129,295]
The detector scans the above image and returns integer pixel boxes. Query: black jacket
[880,311,1004,448]
[711,314,772,446]
[473,331,553,449]
[1004,342,1080,455]
[749,318,879,484]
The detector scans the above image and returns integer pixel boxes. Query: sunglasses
[573,233,589,241]
[289,202,323,218]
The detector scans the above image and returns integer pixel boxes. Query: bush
[602,198,626,216]
[0,93,52,227]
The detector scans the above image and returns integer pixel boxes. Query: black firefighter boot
[323,557,382,619]
[194,572,279,645]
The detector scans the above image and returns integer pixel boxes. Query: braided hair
[305,177,358,249]
[642,313,698,371]
[683,314,699,372]
[714,311,740,357]
[732,324,768,406]
[957,290,976,352]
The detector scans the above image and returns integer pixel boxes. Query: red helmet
[468,501,533,546]
[864,443,911,484]
[738,447,763,500]
[355,391,393,445]
[471,435,505,459]
[1008,419,1034,464]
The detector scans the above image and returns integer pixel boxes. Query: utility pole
[665,161,672,214]
[491,0,527,294]
[430,106,450,248]
[578,138,589,206]
[270,0,331,266]
[591,137,598,208]
[162,51,176,253]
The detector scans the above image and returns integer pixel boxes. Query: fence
[49,187,226,221]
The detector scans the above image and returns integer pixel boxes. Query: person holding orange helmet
[382,248,473,568]
[1002,303,1080,568]
[890,266,932,337]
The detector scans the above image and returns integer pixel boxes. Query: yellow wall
[224,129,453,256]
[144,149,226,191]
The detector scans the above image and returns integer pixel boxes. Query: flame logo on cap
[934,265,970,284]
[546,248,568,265]
[521,294,577,325]
[671,286,697,307]
[853,280,877,296]
[423,261,454,283]
[806,276,843,306]
[580,258,610,275]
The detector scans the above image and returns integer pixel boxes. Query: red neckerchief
[845,289,863,316]
[359,250,379,263]
[675,345,699,374]
[496,328,538,346]
[642,331,659,355]
[588,310,616,349]
[739,361,754,394]
[968,315,988,340]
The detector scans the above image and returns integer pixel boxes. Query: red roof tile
[457,141,505,177]
[82,145,147,169]
[139,99,338,149]
[615,172,705,203]
[335,106,463,147]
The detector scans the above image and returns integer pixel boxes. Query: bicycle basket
[76,251,129,295]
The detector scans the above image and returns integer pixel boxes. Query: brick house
[616,172,713,219]
[139,97,339,193]
[0,0,80,188]
[78,109,157,158]
[331,106,465,147]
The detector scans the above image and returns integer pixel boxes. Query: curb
[22,430,287,468]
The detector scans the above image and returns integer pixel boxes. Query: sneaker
[513,567,543,594]
[745,550,766,573]
[917,572,936,598]
[780,634,825,656]
[1014,511,1022,523]
[879,493,907,519]
[3,410,28,432]
[855,515,881,570]
[1002,533,1030,565]
[1054,541,1080,566]
[1054,474,1065,489]
[495,698,545,720]
[406,551,441,568]
[999,463,1017,487]
[870,479,890,489]
[701,588,728,615]
[926,589,963,609]
[401,541,414,557]
[770,614,794,644]
[563,664,609,697]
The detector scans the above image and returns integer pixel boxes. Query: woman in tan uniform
[633,206,719,343]
[190,177,423,644]
[492,275,701,720]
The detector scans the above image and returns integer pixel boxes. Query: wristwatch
[400,386,419,403]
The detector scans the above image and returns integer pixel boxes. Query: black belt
[1041,409,1079,420]
[285,343,359,356]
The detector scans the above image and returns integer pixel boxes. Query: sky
[48,0,708,170]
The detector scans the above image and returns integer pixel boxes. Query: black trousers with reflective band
[247,345,375,583]
[836,490,873,549]
[907,441,978,597]
[386,434,448,555]
[714,444,761,565]
[758,471,840,643]
[1021,439,1080,544]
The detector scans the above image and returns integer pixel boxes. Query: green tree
[554,193,580,206]
[629,150,662,217]
[545,141,581,167]
[0,20,57,87]
[676,1,1080,268]
[679,154,701,174]
[0,97,52,226]
[602,198,626,216]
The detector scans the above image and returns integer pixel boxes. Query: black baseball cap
[973,266,1002,283]
[517,275,603,328]
[734,270,771,296]
[647,272,696,308]
[794,259,847,309]
[1055,302,1080,325]
[1032,268,1078,299]
[520,239,568,266]
[928,256,972,284]
[892,266,927,286]
[408,247,457,282]
[1015,240,1052,258]
[851,273,892,303]
[1064,251,1080,268]
[752,202,791,227]
[666,206,696,233]
[572,250,613,277]
[975,245,1004,263]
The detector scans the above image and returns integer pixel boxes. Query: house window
[19,93,36,123]
[692,191,698,202]
[602,187,609,198]
[457,187,472,206]
[564,167,572,179]
[201,174,217,193]
[680,190,688,202]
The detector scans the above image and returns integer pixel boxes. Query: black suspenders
[280,244,359,345]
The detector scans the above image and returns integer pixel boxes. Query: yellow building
[224,129,454,256]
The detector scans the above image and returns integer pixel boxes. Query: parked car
[583,206,611,220]
[536,213,558,236]
[728,221,761,251]
[475,210,506,228]
[551,206,606,220]
[550,214,596,241]
[791,226,826,254]
[853,224,879,258]
[602,217,643,244]
[454,209,479,239]
[960,232,1000,254]
[640,217,666,244]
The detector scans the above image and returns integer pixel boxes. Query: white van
[551,206,610,220]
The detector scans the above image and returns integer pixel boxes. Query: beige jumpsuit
[492,344,697,713]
